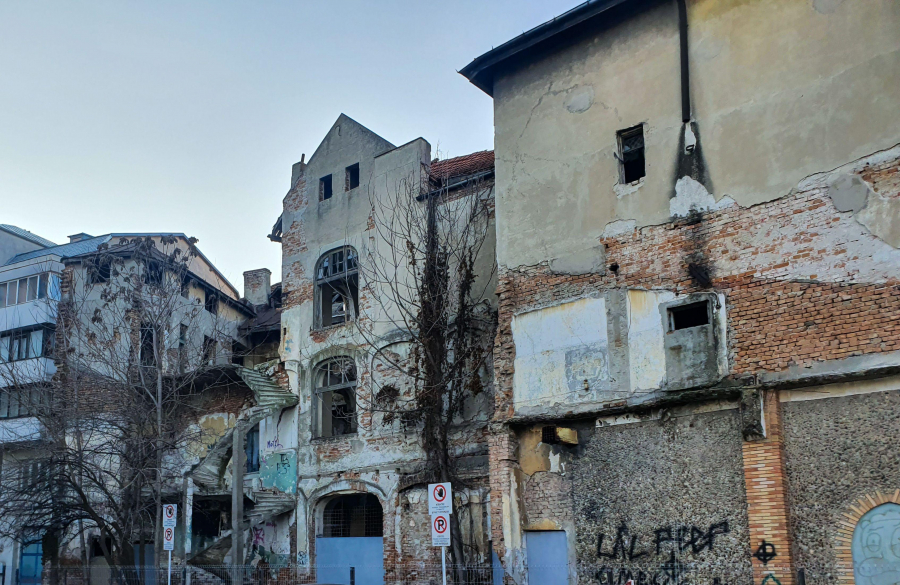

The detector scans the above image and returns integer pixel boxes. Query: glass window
[17,280,27,305]
[37,274,48,299]
[0,283,6,308]
[245,424,260,473]
[26,276,38,302]
[7,281,18,306]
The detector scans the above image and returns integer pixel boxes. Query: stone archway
[835,490,900,585]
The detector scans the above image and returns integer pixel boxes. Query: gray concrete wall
[782,382,900,581]
[491,0,900,270]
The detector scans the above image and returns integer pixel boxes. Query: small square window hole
[345,163,360,191]
[668,301,710,331]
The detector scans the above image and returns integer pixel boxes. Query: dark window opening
[345,163,360,191]
[320,175,333,201]
[0,326,52,363]
[205,292,218,315]
[314,357,357,438]
[143,262,164,286]
[89,259,112,285]
[202,336,216,365]
[668,301,710,331]
[541,426,559,445]
[322,494,383,537]
[245,423,260,473]
[178,324,188,373]
[315,247,359,328]
[140,323,156,368]
[618,125,645,184]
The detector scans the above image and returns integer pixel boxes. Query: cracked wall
[491,0,900,271]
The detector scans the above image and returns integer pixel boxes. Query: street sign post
[431,513,451,585]
[162,505,177,585]
[428,482,452,515]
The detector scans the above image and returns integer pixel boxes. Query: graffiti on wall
[595,520,732,585]
[260,451,297,494]
[753,541,777,565]
[852,503,900,585]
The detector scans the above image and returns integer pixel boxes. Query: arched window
[322,494,383,537]
[852,502,900,585]
[314,357,357,437]
[315,246,358,328]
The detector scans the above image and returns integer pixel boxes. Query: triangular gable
[306,113,396,168]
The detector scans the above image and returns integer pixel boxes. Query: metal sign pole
[442,546,447,585]
[167,550,172,585]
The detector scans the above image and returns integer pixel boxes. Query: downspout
[677,0,691,124]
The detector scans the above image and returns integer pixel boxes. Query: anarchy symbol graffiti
[754,540,777,565]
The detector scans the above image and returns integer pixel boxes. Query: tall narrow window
[202,336,216,366]
[178,324,188,373]
[140,323,155,369]
[245,423,260,473]
[345,163,360,191]
[320,174,333,201]
[205,292,218,315]
[617,125,645,184]
[315,246,359,328]
[313,357,357,438]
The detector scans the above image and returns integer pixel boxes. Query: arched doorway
[316,493,384,585]
[852,502,900,585]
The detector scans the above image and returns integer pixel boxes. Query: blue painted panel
[316,537,383,585]
[18,542,42,585]
[526,531,568,585]
[492,549,505,585]
[260,451,296,494]
[852,502,900,585]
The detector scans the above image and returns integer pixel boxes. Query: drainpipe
[677,0,691,123]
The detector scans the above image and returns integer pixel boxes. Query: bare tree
[355,161,497,580]
[0,236,242,579]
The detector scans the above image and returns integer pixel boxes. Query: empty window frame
[667,301,710,331]
[617,125,645,184]
[345,163,360,191]
[204,291,218,315]
[139,323,156,369]
[315,246,359,328]
[0,274,50,308]
[245,423,260,473]
[320,174,333,201]
[313,357,357,438]
[143,261,164,286]
[178,324,188,373]
[88,259,112,285]
[202,336,217,365]
[322,494,383,537]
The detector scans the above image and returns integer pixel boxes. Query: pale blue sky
[0,0,575,292]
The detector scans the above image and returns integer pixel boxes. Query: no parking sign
[431,513,450,547]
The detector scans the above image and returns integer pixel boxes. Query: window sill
[310,433,358,443]
[310,322,353,335]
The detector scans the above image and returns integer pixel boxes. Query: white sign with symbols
[162,504,178,529]
[163,527,175,551]
[428,482,452,515]
[431,513,451,547]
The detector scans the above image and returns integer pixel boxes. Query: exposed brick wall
[742,390,794,585]
[488,153,900,577]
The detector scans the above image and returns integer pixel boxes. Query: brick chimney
[243,268,271,306]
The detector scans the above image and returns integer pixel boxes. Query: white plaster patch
[601,219,637,238]
[626,289,675,392]
[565,85,594,114]
[670,176,735,218]
[511,297,609,411]
[613,179,643,199]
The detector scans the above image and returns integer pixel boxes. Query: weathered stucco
[491,0,900,270]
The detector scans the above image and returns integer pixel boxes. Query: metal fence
[41,563,862,585]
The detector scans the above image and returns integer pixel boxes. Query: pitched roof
[0,225,56,248]
[5,233,240,300]
[430,150,495,181]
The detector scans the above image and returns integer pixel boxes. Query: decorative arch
[308,479,389,538]
[835,490,900,585]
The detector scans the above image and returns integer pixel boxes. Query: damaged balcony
[186,363,298,567]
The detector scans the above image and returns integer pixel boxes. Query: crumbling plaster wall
[491,0,900,271]
[279,120,497,569]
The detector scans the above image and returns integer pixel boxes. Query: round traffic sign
[164,505,175,519]
[433,515,448,534]
[433,484,447,502]
[164,528,174,540]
